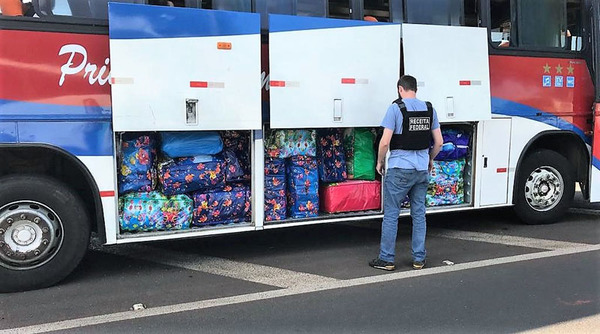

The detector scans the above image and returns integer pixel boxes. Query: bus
[0,0,598,292]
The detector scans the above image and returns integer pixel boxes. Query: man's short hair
[397,75,417,92]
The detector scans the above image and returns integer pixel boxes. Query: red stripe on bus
[496,168,507,173]
[270,81,286,87]
[100,191,115,197]
[190,81,208,88]
[341,78,356,84]
[459,80,471,86]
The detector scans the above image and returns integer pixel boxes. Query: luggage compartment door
[402,24,491,122]
[477,119,511,206]
[109,3,261,131]
[268,15,401,129]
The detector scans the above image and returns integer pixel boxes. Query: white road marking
[95,244,337,288]
[4,244,599,334]
[430,229,591,250]
[518,314,600,333]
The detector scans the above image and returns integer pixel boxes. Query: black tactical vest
[389,98,433,151]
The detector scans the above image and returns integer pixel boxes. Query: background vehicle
[0,0,597,292]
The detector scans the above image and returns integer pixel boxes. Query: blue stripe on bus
[109,3,259,39]
[269,14,389,33]
[0,99,111,121]
[593,156,600,170]
[491,97,591,145]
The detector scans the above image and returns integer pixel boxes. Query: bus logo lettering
[58,44,111,87]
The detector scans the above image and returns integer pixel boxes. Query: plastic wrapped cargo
[317,129,347,182]
[427,159,466,206]
[265,158,287,221]
[223,150,245,182]
[118,135,157,194]
[265,129,317,158]
[158,156,226,196]
[435,128,470,161]
[287,156,319,218]
[320,180,381,213]
[161,131,223,158]
[343,128,376,180]
[222,131,250,181]
[119,192,193,231]
[192,184,251,226]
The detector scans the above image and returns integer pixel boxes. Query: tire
[514,150,575,225]
[0,175,91,292]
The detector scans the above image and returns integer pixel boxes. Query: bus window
[489,0,583,51]
[211,0,251,12]
[364,0,390,22]
[405,0,463,26]
[329,0,351,19]
[297,0,326,17]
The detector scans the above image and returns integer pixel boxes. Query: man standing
[369,75,443,271]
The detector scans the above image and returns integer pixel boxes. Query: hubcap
[0,201,63,270]
[524,166,564,212]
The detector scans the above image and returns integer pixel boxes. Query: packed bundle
[316,129,347,182]
[435,128,470,161]
[192,184,251,226]
[160,131,223,158]
[158,156,226,195]
[221,131,251,182]
[264,158,287,221]
[120,192,193,231]
[343,128,376,180]
[118,134,157,194]
[320,180,381,213]
[287,156,319,218]
[265,129,317,158]
[426,159,466,206]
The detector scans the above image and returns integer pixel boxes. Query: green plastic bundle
[343,128,376,180]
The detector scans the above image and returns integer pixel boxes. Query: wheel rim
[0,201,64,270]
[524,166,564,212]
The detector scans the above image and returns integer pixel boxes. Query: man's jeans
[379,168,429,263]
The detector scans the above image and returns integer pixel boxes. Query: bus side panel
[591,107,600,202]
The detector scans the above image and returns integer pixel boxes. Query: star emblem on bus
[543,63,551,73]
[567,64,574,74]
[556,64,563,74]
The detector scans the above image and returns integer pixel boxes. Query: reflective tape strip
[190,81,225,88]
[341,78,369,84]
[110,77,134,85]
[459,80,482,86]
[100,191,115,197]
[270,80,300,87]
[497,168,507,173]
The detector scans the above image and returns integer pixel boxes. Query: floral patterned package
[192,184,251,226]
[222,131,251,181]
[158,156,226,196]
[287,156,319,218]
[118,135,157,194]
[427,159,466,207]
[265,129,317,158]
[264,158,287,221]
[119,191,192,232]
[223,150,245,182]
[316,129,347,183]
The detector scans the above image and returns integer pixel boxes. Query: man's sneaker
[369,258,395,271]
[412,260,426,270]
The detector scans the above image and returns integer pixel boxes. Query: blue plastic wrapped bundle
[435,129,470,161]
[287,156,319,218]
[223,150,245,182]
[118,135,156,194]
[161,131,223,158]
[264,158,287,221]
[222,131,251,181]
[427,159,466,206]
[317,129,347,182]
[265,129,317,158]
[159,156,226,196]
[192,184,251,226]
[119,192,192,231]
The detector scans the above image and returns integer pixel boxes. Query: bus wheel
[0,175,90,292]
[514,150,575,224]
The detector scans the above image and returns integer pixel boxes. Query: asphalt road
[0,203,598,334]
